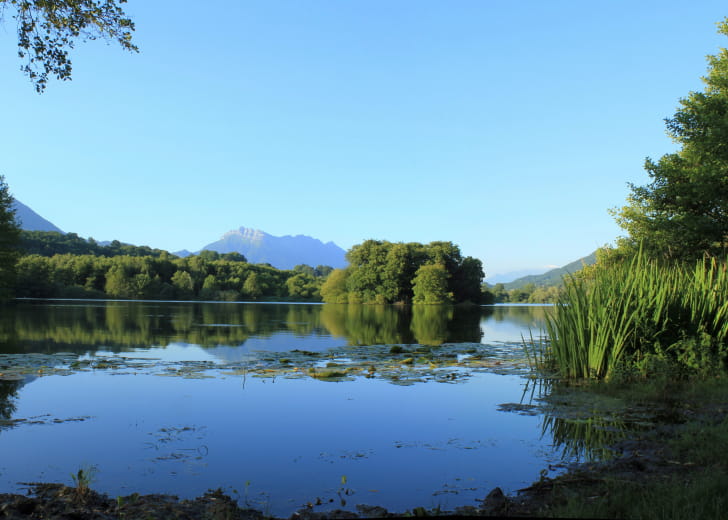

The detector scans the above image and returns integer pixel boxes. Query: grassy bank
[540,252,728,380]
[517,252,728,518]
[532,376,728,520]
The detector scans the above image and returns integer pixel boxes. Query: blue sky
[1,1,727,278]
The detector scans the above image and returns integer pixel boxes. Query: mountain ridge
[191,226,348,270]
[11,200,63,233]
[504,251,598,289]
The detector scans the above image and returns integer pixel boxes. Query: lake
[0,301,568,515]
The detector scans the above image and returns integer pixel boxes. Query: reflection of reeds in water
[522,330,554,376]
[542,413,627,463]
[520,376,553,404]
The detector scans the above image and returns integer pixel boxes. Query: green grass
[553,471,728,519]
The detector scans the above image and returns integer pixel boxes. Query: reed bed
[545,252,728,380]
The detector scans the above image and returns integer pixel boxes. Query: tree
[242,272,263,300]
[320,269,349,303]
[171,270,194,299]
[451,256,484,303]
[198,250,220,261]
[0,0,138,92]
[412,263,453,305]
[0,175,21,300]
[285,273,319,300]
[314,265,333,278]
[221,251,246,263]
[614,18,728,261]
[104,264,132,298]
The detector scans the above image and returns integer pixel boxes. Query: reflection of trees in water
[0,380,21,421]
[320,304,484,346]
[450,305,484,343]
[1,302,309,352]
[410,305,452,345]
[3,301,490,353]
[320,305,415,345]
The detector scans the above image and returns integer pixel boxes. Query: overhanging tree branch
[0,0,137,92]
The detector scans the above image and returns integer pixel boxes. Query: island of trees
[321,240,483,304]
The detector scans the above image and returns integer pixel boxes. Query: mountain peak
[223,227,269,242]
[200,227,347,270]
[12,200,63,233]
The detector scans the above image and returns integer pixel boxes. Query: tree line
[14,249,329,302]
[482,283,561,304]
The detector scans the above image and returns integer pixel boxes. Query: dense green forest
[14,252,329,301]
[320,239,484,304]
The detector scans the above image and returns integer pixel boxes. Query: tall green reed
[545,251,728,380]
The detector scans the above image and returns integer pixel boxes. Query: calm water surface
[0,301,560,515]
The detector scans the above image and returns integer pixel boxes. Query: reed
[545,251,728,380]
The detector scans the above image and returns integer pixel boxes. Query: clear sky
[1,1,727,277]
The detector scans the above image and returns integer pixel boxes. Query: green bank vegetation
[542,251,728,380]
[483,281,562,304]
[12,249,328,302]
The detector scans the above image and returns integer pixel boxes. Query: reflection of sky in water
[239,332,346,353]
[480,305,551,344]
[481,319,539,344]
[0,303,567,515]
[0,371,560,516]
[81,332,346,364]
[82,344,223,363]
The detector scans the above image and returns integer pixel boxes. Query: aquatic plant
[544,251,728,379]
[70,466,97,498]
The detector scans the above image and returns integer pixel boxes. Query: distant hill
[485,267,549,285]
[12,200,63,232]
[198,227,347,270]
[504,251,598,289]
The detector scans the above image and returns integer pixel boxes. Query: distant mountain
[198,227,347,270]
[12,200,63,233]
[504,251,598,289]
[485,268,550,285]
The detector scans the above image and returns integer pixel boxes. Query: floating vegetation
[0,341,533,387]
[0,414,92,430]
[497,403,541,416]
[145,425,209,466]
